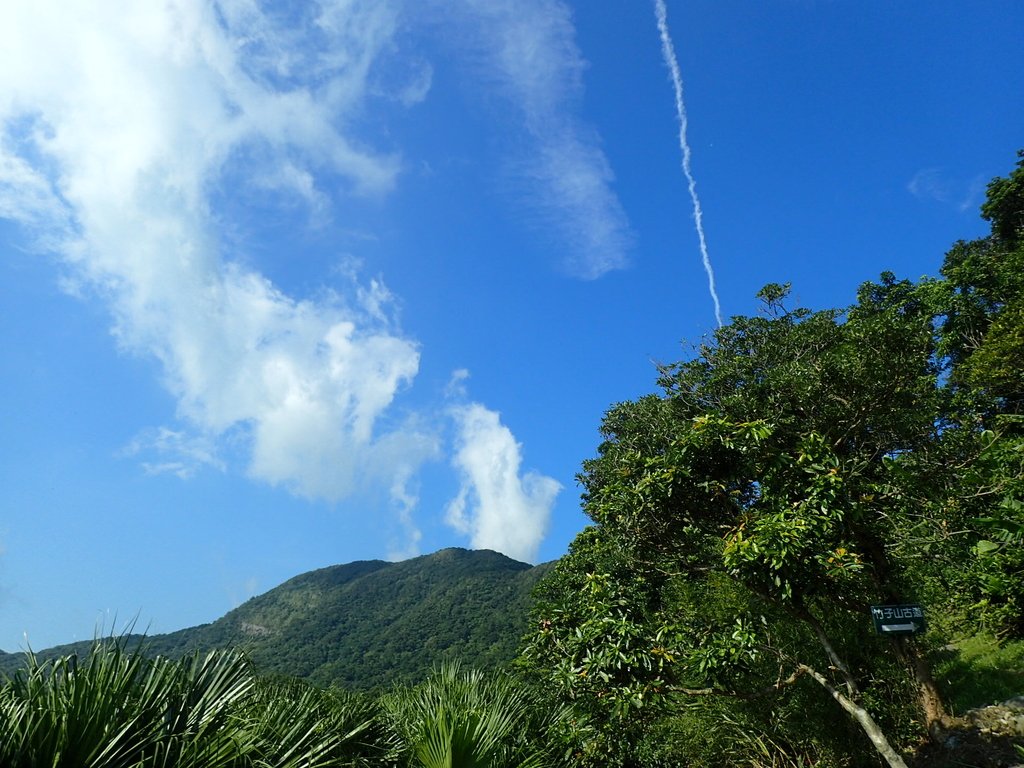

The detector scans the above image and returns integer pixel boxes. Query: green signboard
[870,604,925,636]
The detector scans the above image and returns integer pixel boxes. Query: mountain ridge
[0,547,553,689]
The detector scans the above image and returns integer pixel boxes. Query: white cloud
[0,0,576,562]
[0,0,433,503]
[387,467,424,561]
[907,167,984,213]
[122,427,225,479]
[396,61,435,107]
[0,145,69,233]
[433,0,633,279]
[446,403,561,563]
[445,368,471,400]
[908,168,952,203]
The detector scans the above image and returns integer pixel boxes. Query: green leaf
[975,539,1002,555]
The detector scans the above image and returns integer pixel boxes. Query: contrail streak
[654,0,723,327]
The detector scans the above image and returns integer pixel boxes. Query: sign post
[870,604,925,636]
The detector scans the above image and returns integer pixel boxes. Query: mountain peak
[1,548,553,690]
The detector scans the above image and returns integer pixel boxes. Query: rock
[918,697,1024,767]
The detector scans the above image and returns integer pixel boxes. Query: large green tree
[940,150,1024,414]
[933,151,1024,636]
[525,279,949,767]
[521,151,1024,768]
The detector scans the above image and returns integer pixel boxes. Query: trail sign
[870,604,925,636]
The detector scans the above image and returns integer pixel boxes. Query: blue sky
[1,0,1021,652]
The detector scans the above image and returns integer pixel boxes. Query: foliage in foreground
[0,639,566,768]
[0,638,389,768]
[383,662,569,768]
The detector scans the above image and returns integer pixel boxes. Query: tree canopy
[520,151,1024,767]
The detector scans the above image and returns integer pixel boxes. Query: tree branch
[665,665,807,699]
[799,664,909,768]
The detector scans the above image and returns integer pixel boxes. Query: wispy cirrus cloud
[435,0,633,279]
[386,467,425,561]
[907,167,985,212]
[122,427,225,479]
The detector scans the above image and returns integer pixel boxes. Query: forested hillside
[0,548,551,689]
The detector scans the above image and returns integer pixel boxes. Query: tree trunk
[847,530,951,740]
[797,606,859,696]
[795,607,909,767]
[894,636,949,739]
[800,664,910,768]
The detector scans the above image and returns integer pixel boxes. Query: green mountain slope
[1,548,553,689]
